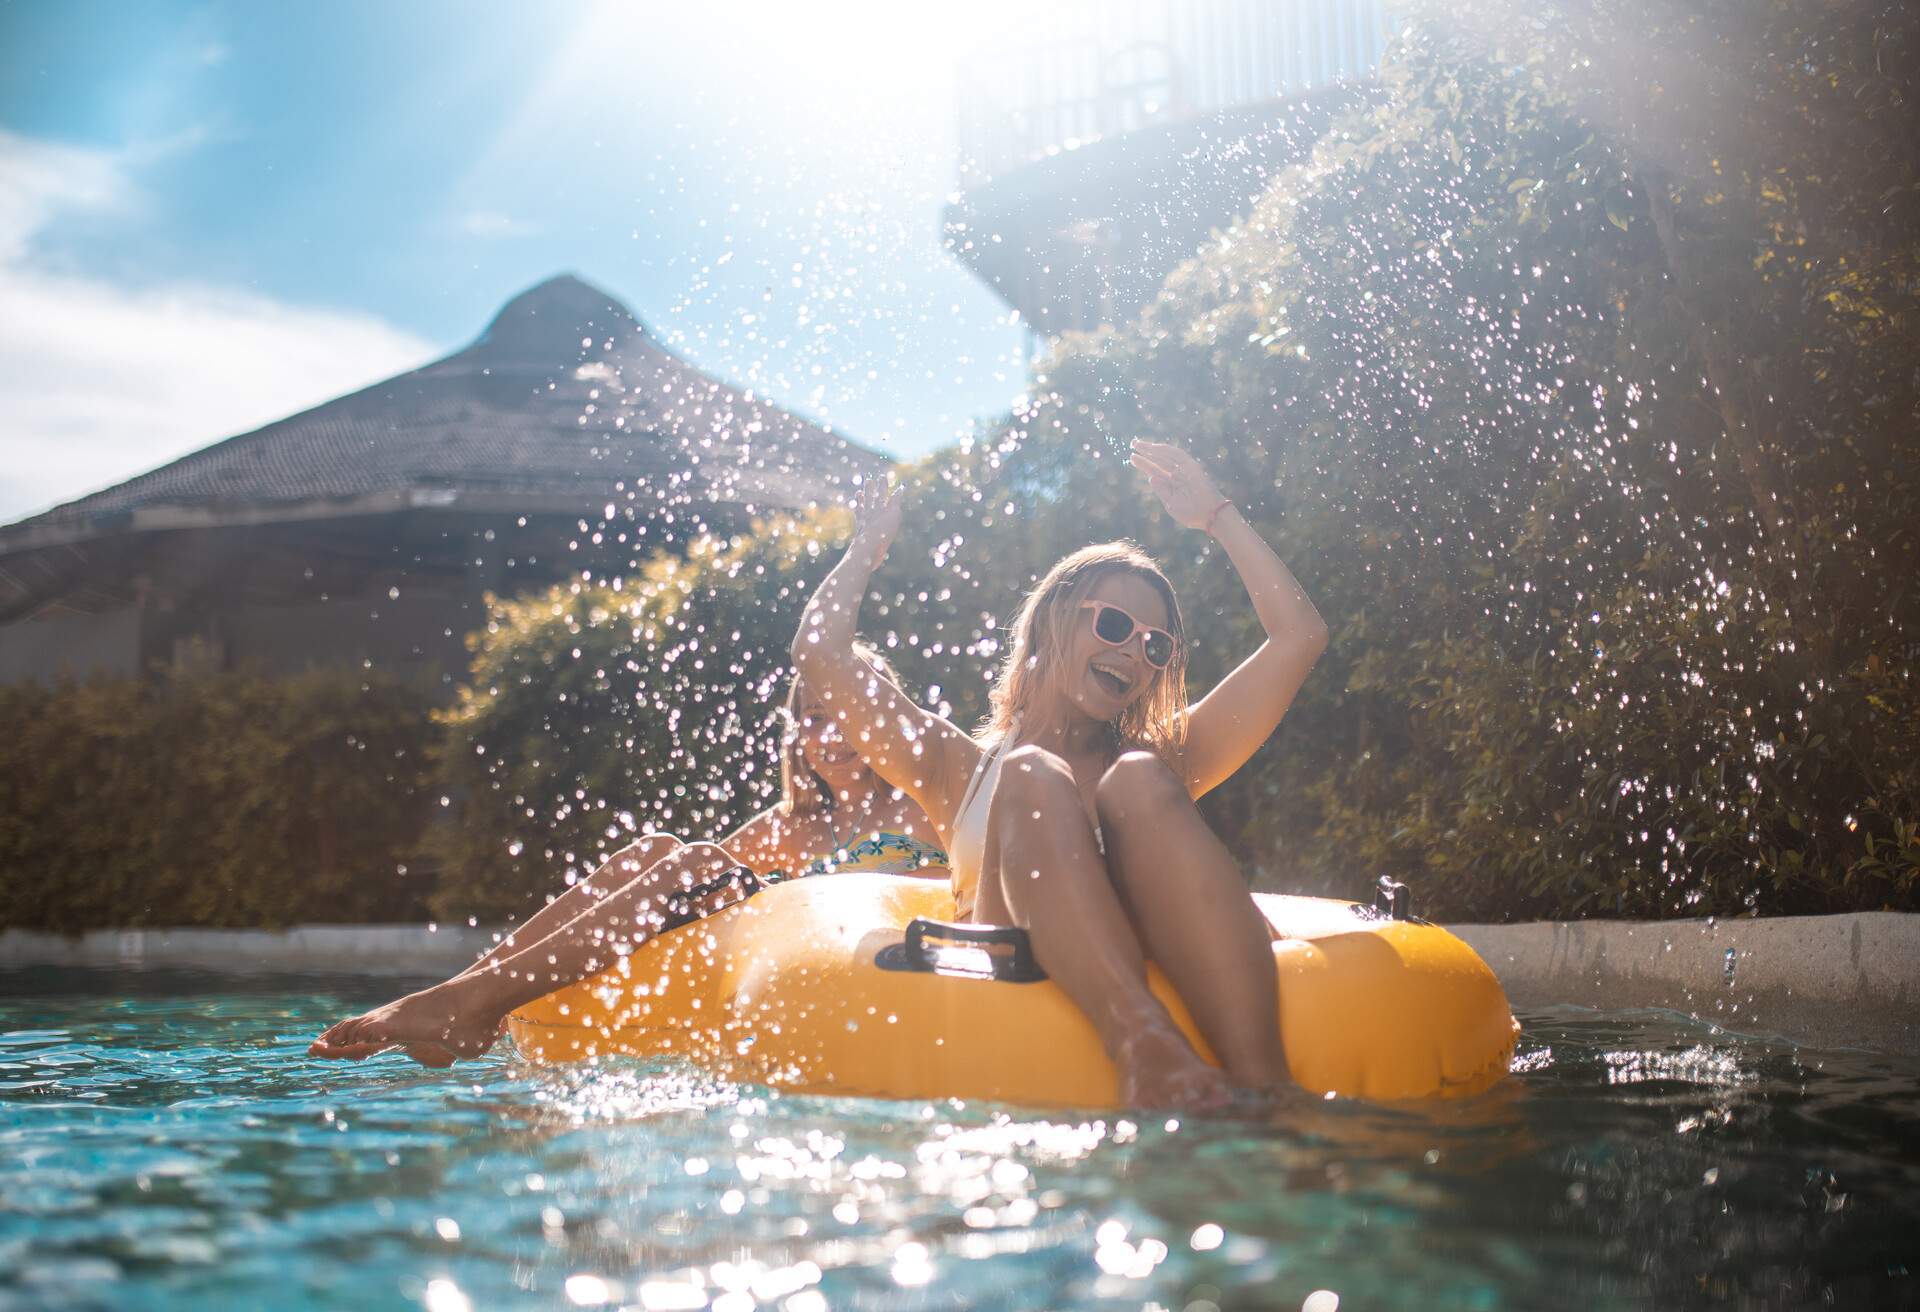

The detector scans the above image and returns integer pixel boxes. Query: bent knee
[1003,742,1075,787]
[675,841,737,868]
[638,842,741,898]
[1095,750,1184,816]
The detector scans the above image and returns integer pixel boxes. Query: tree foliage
[423,0,1917,923]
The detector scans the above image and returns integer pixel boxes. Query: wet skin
[971,572,1246,1108]
[793,450,1325,1111]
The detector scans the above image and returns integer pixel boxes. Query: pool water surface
[1,967,1915,1310]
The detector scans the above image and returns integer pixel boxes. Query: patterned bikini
[659,830,950,934]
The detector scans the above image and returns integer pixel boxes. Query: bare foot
[383,1017,510,1069]
[303,1037,461,1067]
[308,980,505,1066]
[1112,1026,1234,1110]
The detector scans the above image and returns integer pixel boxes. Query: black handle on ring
[1373,876,1412,922]
[658,864,762,933]
[875,917,1048,983]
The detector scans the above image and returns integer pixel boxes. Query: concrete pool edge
[0,924,497,976]
[4,913,1916,1055]
[1448,913,1920,1056]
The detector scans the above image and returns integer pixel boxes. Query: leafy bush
[916,5,1920,919]
[421,516,840,921]
[0,669,436,933]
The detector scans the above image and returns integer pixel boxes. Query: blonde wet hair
[777,639,903,817]
[981,541,1189,763]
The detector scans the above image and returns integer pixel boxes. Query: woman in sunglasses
[791,440,1328,1108]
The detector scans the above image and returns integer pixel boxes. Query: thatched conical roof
[1,273,884,554]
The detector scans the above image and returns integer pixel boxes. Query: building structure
[945,0,1388,335]
[0,274,886,688]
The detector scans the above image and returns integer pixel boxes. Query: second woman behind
[308,642,946,1064]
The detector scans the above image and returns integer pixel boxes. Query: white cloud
[0,130,439,524]
[0,132,133,264]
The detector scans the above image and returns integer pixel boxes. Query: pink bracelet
[1202,498,1234,535]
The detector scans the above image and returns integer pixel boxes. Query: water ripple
[0,972,1915,1310]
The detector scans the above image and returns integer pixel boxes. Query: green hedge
[0,668,437,933]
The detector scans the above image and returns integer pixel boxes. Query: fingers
[1131,443,1220,509]
[850,475,903,529]
[1132,458,1180,498]
[854,472,898,501]
[1129,452,1173,481]
[1131,440,1200,478]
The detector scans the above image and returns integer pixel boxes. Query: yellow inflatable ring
[508,870,1519,1106]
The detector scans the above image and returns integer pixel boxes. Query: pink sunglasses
[1079,601,1178,668]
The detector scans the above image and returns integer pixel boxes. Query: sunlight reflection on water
[1,970,1916,1310]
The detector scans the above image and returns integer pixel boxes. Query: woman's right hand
[850,474,903,563]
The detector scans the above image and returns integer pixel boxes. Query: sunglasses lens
[1092,605,1134,644]
[1090,603,1176,668]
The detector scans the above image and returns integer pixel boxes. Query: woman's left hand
[1130,440,1227,532]
[849,473,904,562]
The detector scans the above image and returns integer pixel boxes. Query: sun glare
[570,0,1035,103]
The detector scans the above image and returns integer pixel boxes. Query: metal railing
[955,0,1390,185]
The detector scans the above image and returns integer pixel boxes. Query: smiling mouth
[1090,665,1133,697]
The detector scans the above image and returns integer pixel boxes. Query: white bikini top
[948,718,1022,920]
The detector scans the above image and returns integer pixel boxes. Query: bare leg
[309,841,745,1065]
[330,834,691,1064]
[458,833,687,978]
[1096,752,1289,1090]
[980,746,1232,1109]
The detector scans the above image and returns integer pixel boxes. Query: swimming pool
[2,967,1915,1310]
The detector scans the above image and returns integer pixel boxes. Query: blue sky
[0,0,1034,521]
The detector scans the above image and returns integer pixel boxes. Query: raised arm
[789,478,983,833]
[1130,440,1329,797]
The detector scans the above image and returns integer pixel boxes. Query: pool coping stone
[4,913,1916,1055]
[1448,912,1919,1056]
